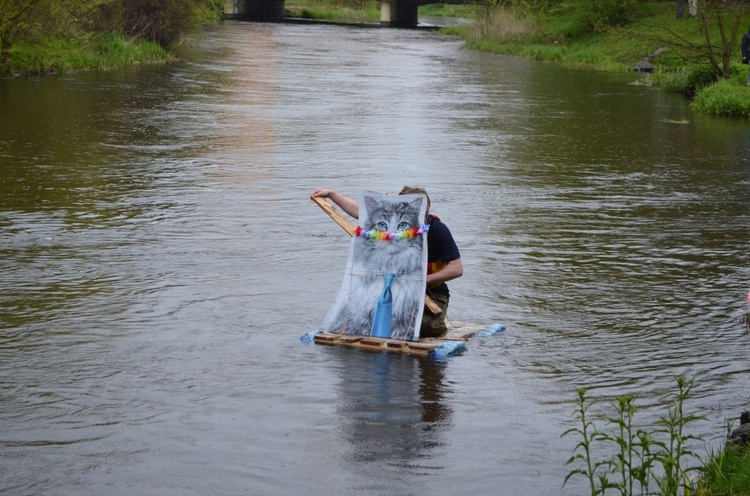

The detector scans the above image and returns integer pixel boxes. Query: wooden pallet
[312,322,490,358]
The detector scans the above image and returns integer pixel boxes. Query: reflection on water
[1,20,749,496]
[335,351,452,490]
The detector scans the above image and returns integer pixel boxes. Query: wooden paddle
[312,195,442,315]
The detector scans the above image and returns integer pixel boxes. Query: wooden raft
[313,322,488,358]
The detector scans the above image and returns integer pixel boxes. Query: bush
[651,64,718,96]
[571,0,640,33]
[690,79,750,117]
[94,0,223,49]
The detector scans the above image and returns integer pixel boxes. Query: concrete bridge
[224,0,430,27]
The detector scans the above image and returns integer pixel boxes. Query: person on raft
[312,186,463,337]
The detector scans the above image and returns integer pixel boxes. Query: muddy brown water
[1,21,749,495]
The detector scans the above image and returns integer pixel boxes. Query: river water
[1,21,749,495]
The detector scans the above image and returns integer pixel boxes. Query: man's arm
[312,189,360,219]
[426,258,463,287]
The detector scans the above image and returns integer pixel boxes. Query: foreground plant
[652,375,705,495]
[562,375,705,496]
[563,388,614,495]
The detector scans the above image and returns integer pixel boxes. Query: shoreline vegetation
[0,0,223,77]
[285,0,750,118]
[3,1,750,116]
[563,376,750,496]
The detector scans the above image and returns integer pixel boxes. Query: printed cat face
[363,196,422,234]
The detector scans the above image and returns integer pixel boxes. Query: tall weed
[563,375,706,496]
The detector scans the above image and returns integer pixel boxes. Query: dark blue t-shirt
[426,214,460,295]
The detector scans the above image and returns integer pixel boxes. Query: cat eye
[376,222,388,231]
[398,222,411,230]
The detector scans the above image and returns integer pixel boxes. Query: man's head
[399,186,430,218]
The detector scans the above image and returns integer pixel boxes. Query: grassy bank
[441,1,750,117]
[7,33,173,77]
[694,444,750,495]
[0,0,222,77]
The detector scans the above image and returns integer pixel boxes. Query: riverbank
[282,0,750,117]
[7,2,750,118]
[0,0,222,78]
[439,2,750,118]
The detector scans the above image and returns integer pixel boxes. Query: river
[1,21,749,495]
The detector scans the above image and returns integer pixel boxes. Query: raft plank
[311,321,485,358]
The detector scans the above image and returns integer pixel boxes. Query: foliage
[0,0,221,74]
[93,0,223,48]
[457,0,750,79]
[419,3,476,19]
[649,63,718,97]
[569,0,640,33]
[690,79,750,117]
[562,389,613,495]
[693,444,750,495]
[8,32,171,75]
[693,0,750,79]
[445,1,750,116]
[462,5,532,42]
[0,0,112,73]
[562,375,706,496]
[643,0,750,79]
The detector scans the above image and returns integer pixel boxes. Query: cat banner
[318,192,429,342]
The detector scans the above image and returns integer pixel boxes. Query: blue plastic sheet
[300,330,322,342]
[428,340,466,360]
[475,323,506,337]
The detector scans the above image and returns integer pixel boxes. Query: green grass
[446,3,693,69]
[418,3,475,18]
[9,33,173,76]
[285,0,379,22]
[690,78,750,117]
[694,445,750,496]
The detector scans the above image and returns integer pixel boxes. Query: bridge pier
[380,0,418,27]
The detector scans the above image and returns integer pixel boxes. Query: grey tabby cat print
[319,192,428,341]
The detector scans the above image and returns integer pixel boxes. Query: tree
[0,0,43,71]
[0,0,116,73]
[693,0,750,78]
[657,0,750,79]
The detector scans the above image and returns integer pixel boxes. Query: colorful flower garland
[353,224,429,241]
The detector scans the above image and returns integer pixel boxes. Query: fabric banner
[318,192,428,341]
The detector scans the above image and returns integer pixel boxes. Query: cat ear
[409,196,428,221]
[364,195,378,211]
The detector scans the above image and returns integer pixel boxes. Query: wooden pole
[311,196,442,315]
